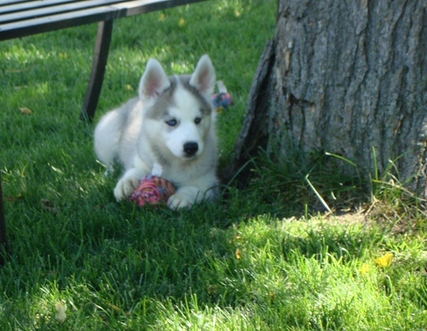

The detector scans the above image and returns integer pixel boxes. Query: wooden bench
[0,0,206,263]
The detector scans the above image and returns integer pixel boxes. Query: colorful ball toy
[212,80,234,111]
[130,175,175,206]
[130,163,175,206]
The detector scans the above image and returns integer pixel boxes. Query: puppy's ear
[189,55,216,97]
[138,59,170,102]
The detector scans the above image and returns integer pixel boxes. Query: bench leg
[80,20,114,122]
[0,172,7,265]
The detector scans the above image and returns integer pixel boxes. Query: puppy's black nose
[184,142,198,157]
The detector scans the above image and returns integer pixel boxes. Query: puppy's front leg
[114,168,145,201]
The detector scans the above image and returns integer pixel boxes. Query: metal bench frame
[0,0,206,264]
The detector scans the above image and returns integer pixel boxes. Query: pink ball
[130,175,175,207]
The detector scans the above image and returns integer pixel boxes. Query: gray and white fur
[94,55,218,209]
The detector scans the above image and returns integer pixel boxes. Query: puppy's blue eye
[194,117,201,125]
[165,119,177,127]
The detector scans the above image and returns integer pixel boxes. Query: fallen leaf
[19,107,32,114]
[107,303,122,312]
[235,248,241,260]
[55,302,66,323]
[374,252,394,268]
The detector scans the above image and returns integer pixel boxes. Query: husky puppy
[94,55,218,209]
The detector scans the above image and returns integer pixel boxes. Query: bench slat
[0,1,81,15]
[0,0,130,23]
[0,0,30,7]
[0,0,205,41]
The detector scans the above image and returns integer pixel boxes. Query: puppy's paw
[167,193,194,210]
[114,176,140,201]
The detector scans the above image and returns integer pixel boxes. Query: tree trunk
[228,0,427,198]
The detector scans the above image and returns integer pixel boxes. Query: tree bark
[229,0,427,198]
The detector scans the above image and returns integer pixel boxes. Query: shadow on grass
[0,170,388,329]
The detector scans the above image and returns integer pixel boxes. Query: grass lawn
[1,1,427,330]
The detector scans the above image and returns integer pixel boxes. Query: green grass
[1,1,427,330]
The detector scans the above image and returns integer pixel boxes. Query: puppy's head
[138,55,216,160]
